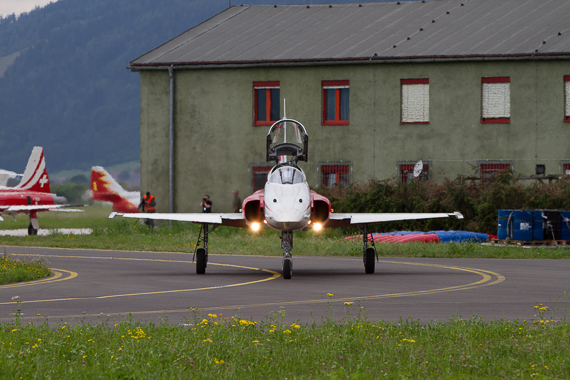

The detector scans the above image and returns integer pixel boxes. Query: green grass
[2,208,570,378]
[2,205,570,259]
[0,205,112,230]
[1,301,569,379]
[0,251,51,285]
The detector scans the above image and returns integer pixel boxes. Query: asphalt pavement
[1,246,568,326]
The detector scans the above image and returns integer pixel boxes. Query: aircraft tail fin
[90,166,140,213]
[15,146,51,193]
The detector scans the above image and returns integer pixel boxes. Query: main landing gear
[28,211,39,236]
[194,223,217,275]
[361,224,378,274]
[281,230,293,279]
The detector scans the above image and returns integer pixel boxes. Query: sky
[0,0,55,17]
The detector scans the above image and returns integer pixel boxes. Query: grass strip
[1,301,569,379]
[2,206,570,259]
[0,251,51,285]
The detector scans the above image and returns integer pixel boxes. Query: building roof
[130,0,570,70]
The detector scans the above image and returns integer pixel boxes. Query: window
[559,160,570,175]
[250,165,272,192]
[398,161,430,183]
[479,161,512,182]
[564,75,570,121]
[254,81,280,126]
[401,79,429,124]
[318,161,352,188]
[322,80,349,125]
[481,77,510,123]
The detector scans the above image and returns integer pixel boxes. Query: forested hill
[0,0,403,173]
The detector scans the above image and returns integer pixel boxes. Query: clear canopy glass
[268,166,306,185]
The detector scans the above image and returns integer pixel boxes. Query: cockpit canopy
[268,165,306,185]
[266,119,308,164]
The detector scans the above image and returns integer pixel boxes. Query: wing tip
[452,211,464,219]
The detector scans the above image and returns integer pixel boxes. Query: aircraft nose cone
[273,207,302,222]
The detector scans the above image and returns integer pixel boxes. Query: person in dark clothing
[232,190,242,213]
[138,191,156,227]
[201,194,212,213]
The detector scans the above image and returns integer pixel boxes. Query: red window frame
[481,163,510,183]
[321,164,350,187]
[481,77,510,124]
[564,75,570,122]
[399,163,429,183]
[253,81,279,126]
[400,78,430,125]
[252,166,272,192]
[322,80,349,126]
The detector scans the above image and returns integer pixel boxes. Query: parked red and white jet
[90,166,140,213]
[0,147,82,235]
[111,119,463,279]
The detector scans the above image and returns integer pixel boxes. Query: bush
[318,173,570,234]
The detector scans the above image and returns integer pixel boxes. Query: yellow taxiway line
[0,253,504,320]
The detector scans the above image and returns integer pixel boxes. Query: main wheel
[28,223,38,236]
[196,248,207,274]
[364,247,375,274]
[283,258,292,280]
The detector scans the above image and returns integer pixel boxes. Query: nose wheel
[283,257,292,279]
[281,230,294,279]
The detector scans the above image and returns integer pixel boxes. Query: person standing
[232,190,242,213]
[138,191,156,227]
[201,194,212,213]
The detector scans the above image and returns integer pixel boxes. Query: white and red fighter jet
[0,147,82,235]
[111,119,462,279]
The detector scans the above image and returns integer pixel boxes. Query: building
[129,0,570,212]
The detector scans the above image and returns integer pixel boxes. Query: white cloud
[0,0,56,18]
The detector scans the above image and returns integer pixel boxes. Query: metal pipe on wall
[168,65,174,226]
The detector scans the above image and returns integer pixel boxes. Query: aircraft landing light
[251,222,260,231]
[313,223,322,231]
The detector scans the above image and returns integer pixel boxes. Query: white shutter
[402,84,429,123]
[482,82,510,119]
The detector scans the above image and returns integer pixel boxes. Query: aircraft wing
[0,205,84,212]
[110,212,248,228]
[326,212,463,227]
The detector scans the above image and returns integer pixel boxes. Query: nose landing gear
[281,230,293,279]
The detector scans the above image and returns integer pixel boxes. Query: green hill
[0,0,402,173]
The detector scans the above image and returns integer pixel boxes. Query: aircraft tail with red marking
[90,166,140,213]
[14,146,51,193]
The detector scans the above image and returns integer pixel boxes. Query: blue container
[533,210,545,241]
[498,209,514,239]
[560,211,570,240]
[512,210,534,241]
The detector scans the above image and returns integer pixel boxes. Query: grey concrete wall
[137,60,570,212]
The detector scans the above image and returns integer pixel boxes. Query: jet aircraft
[90,166,140,213]
[111,118,463,279]
[0,147,83,235]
